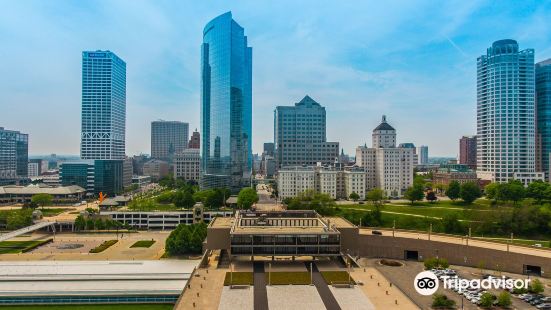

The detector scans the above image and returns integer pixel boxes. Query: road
[254,184,284,211]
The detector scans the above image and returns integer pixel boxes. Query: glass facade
[60,162,95,192]
[94,160,124,195]
[536,59,551,179]
[81,51,126,160]
[0,127,28,185]
[200,12,252,192]
[477,39,536,182]
[151,120,189,161]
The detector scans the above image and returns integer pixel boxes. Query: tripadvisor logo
[414,271,439,295]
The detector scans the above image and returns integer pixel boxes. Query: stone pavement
[267,285,325,310]
[329,286,375,310]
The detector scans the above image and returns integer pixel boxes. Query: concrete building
[277,165,366,200]
[433,164,479,188]
[143,159,169,182]
[536,59,551,179]
[188,129,200,149]
[132,175,151,187]
[151,120,189,162]
[0,127,28,185]
[261,155,276,178]
[206,210,357,258]
[477,40,541,183]
[356,116,414,197]
[263,142,274,157]
[274,96,339,168]
[398,143,418,166]
[80,51,126,160]
[28,159,48,176]
[0,185,86,204]
[416,145,428,165]
[174,149,200,182]
[459,136,477,169]
[200,12,252,192]
[27,162,39,177]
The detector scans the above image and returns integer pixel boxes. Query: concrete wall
[358,234,551,278]
[206,227,231,250]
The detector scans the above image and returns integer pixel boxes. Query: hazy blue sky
[1,0,551,157]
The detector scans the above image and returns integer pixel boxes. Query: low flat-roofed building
[207,210,358,258]
[0,185,86,204]
[103,209,233,230]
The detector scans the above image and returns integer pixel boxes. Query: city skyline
[2,1,551,157]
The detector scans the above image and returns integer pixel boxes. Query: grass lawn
[224,272,253,285]
[475,237,551,248]
[266,272,311,285]
[128,203,180,212]
[0,239,52,254]
[130,240,156,248]
[41,208,75,217]
[320,271,355,285]
[89,240,118,253]
[0,304,173,310]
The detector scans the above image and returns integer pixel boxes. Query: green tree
[366,188,385,207]
[165,223,207,256]
[431,294,455,309]
[173,190,195,209]
[526,180,549,203]
[6,209,33,230]
[442,213,463,234]
[237,188,259,209]
[426,191,437,203]
[74,215,86,230]
[506,180,525,204]
[479,292,495,308]
[460,182,481,204]
[497,291,512,308]
[404,184,424,205]
[445,181,460,201]
[529,278,544,294]
[484,182,499,202]
[31,193,53,210]
[349,192,360,202]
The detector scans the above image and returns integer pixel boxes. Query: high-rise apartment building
[477,39,543,184]
[188,130,200,149]
[263,143,274,157]
[356,116,414,197]
[274,96,339,168]
[81,50,126,160]
[151,121,189,161]
[459,136,477,169]
[536,59,551,179]
[200,12,252,192]
[0,127,28,185]
[417,145,429,165]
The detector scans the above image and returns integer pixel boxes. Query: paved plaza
[330,286,375,310]
[218,286,254,310]
[267,285,325,310]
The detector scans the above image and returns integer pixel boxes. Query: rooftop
[373,115,395,131]
[0,185,85,195]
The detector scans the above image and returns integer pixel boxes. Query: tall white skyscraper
[477,40,543,184]
[416,145,428,165]
[80,51,126,160]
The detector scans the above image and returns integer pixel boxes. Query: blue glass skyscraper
[81,50,126,160]
[536,59,551,178]
[200,12,252,191]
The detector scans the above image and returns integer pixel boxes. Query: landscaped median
[222,271,355,285]
[223,272,254,285]
[0,239,53,254]
[320,271,356,285]
[89,240,118,253]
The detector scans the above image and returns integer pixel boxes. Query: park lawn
[320,271,355,285]
[89,240,118,253]
[475,237,551,248]
[0,304,173,310]
[130,240,156,248]
[0,239,52,254]
[267,272,311,285]
[41,208,75,217]
[224,272,253,285]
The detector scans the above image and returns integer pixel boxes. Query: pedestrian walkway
[253,261,268,310]
[0,221,55,242]
[306,262,341,310]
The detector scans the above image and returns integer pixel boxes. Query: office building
[200,12,252,192]
[94,160,128,196]
[27,163,39,177]
[263,143,274,157]
[143,159,169,182]
[0,127,28,185]
[151,121,189,161]
[477,40,543,183]
[80,50,126,160]
[29,159,49,176]
[355,116,414,197]
[277,165,365,200]
[261,156,276,178]
[398,143,418,165]
[459,136,477,169]
[433,164,479,189]
[274,96,339,168]
[417,145,429,165]
[59,161,95,193]
[536,59,551,179]
[188,130,200,149]
[174,149,200,182]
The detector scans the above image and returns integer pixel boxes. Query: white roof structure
[0,185,85,195]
